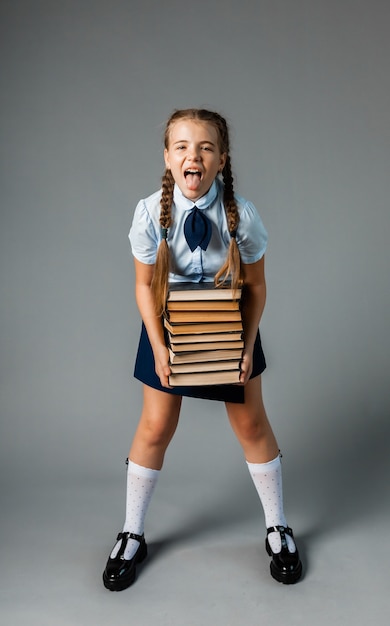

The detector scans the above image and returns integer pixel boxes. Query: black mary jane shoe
[103,532,147,591]
[265,525,302,584]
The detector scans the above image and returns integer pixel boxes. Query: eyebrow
[172,139,216,146]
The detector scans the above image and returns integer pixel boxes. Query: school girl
[102,108,302,591]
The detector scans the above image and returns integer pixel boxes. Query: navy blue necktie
[184,206,212,252]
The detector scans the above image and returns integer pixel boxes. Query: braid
[151,168,175,315]
[221,156,239,233]
[214,153,242,289]
[211,115,242,290]
[159,168,175,230]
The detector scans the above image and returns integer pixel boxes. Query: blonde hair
[151,109,242,315]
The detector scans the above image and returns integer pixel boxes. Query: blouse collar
[173,180,218,212]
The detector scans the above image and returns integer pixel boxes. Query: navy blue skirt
[133,322,266,404]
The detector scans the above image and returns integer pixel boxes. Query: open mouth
[184,169,202,179]
[184,169,203,191]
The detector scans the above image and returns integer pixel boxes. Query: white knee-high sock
[110,460,159,560]
[246,455,296,553]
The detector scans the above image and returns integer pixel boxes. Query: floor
[1,451,389,626]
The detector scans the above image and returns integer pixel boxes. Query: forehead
[167,119,220,145]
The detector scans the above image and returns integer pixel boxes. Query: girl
[102,109,302,591]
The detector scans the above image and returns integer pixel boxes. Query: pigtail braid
[214,154,242,291]
[151,168,175,316]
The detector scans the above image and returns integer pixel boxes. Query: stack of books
[164,282,244,386]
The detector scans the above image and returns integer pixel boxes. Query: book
[168,347,243,364]
[166,309,242,323]
[167,282,242,302]
[164,318,243,336]
[170,360,241,374]
[169,368,241,386]
[169,339,244,353]
[167,331,243,344]
[167,299,240,311]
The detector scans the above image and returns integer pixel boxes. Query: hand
[153,344,172,388]
[239,349,253,385]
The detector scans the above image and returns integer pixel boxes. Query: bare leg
[225,375,279,463]
[129,385,182,470]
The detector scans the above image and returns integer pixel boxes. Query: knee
[230,412,266,445]
[138,414,178,449]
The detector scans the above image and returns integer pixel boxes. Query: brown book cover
[167,299,240,312]
[164,318,243,336]
[170,359,241,374]
[168,331,243,345]
[169,368,241,386]
[169,339,244,353]
[168,347,243,364]
[166,309,242,323]
[167,282,242,302]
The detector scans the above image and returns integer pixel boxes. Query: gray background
[1,1,389,624]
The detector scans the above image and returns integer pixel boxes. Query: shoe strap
[114,531,144,558]
[116,531,144,543]
[266,525,293,550]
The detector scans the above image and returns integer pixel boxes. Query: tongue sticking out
[185,172,202,191]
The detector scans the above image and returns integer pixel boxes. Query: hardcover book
[167,282,242,302]
[169,369,241,386]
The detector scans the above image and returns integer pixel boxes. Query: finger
[239,365,247,384]
[239,371,248,384]
[160,369,173,389]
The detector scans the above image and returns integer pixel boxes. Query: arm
[133,258,172,388]
[239,255,267,384]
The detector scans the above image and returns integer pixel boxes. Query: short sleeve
[236,199,268,264]
[128,199,159,264]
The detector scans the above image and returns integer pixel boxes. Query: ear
[219,153,227,172]
[164,148,170,169]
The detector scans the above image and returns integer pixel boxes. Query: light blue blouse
[128,178,268,284]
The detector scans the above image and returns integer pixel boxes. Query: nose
[187,145,201,160]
